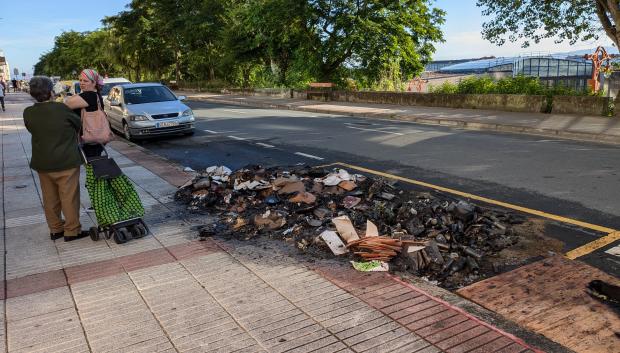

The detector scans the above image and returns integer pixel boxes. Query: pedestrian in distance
[23,76,89,242]
[11,78,18,92]
[0,80,5,111]
[65,68,113,157]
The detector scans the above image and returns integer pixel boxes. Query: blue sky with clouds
[0,0,614,76]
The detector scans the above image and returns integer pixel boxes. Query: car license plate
[156,121,179,128]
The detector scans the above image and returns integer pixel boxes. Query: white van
[101,78,131,99]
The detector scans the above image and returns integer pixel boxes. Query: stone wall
[552,96,609,116]
[330,91,547,113]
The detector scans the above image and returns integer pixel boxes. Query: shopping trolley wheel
[89,227,100,241]
[130,224,147,239]
[113,228,130,244]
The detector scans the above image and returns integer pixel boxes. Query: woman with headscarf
[65,69,107,157]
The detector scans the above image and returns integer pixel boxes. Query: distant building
[425,48,620,92]
[0,50,10,81]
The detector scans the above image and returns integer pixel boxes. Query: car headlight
[129,115,148,121]
[182,109,194,121]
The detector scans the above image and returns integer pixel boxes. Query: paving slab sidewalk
[180,92,620,145]
[1,92,564,353]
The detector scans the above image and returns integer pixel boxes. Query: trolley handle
[79,143,109,164]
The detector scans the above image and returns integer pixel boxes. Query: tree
[304,0,445,82]
[477,0,620,48]
[33,0,445,89]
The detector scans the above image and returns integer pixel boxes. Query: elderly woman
[23,76,88,242]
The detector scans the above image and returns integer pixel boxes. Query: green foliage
[455,76,495,94]
[428,81,457,94]
[477,0,620,48]
[428,75,590,97]
[34,0,445,89]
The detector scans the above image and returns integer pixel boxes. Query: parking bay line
[566,231,620,260]
[326,161,617,259]
[228,135,246,141]
[256,142,275,148]
[294,152,324,160]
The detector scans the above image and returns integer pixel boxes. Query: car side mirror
[110,100,121,106]
[177,95,187,101]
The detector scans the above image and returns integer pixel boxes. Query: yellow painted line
[565,231,620,260]
[332,162,617,237]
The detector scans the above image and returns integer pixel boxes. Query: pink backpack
[81,97,113,144]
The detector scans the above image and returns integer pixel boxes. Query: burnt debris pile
[175,165,526,288]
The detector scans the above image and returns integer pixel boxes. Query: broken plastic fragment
[322,175,342,186]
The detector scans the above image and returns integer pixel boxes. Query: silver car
[104,83,195,140]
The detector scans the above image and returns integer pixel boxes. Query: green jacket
[23,102,82,172]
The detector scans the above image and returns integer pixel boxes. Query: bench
[306,82,334,101]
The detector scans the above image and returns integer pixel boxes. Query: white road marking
[256,142,275,148]
[222,109,248,114]
[535,139,564,143]
[605,244,620,256]
[294,152,324,160]
[346,125,405,136]
[204,129,219,134]
[228,135,246,140]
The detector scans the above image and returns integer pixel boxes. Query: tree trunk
[175,49,181,82]
[595,1,620,48]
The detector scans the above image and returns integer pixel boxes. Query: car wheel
[123,122,132,141]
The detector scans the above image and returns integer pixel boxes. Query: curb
[194,96,620,146]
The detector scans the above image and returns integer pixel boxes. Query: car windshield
[101,82,130,96]
[123,86,177,104]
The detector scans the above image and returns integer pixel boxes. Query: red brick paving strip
[314,264,541,353]
[6,269,67,298]
[11,239,224,292]
[457,255,620,353]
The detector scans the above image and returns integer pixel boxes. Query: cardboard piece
[332,215,360,243]
[320,230,348,255]
[365,220,379,237]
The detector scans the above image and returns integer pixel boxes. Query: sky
[0,0,615,77]
[0,0,130,77]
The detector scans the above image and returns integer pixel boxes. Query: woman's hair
[80,69,104,91]
[29,76,54,102]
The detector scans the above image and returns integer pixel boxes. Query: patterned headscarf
[80,69,104,88]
